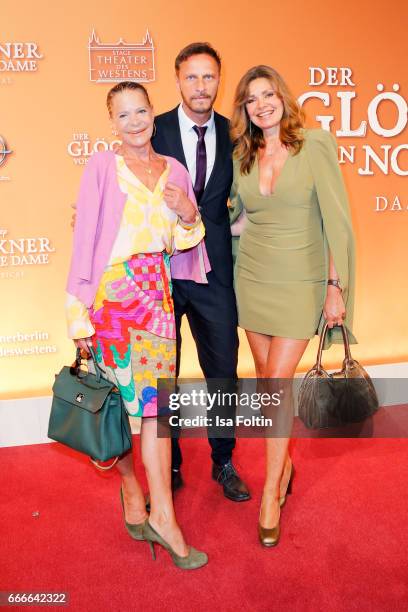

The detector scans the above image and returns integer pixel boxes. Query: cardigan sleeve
[173,165,205,250]
[166,158,205,251]
[67,153,102,287]
[167,157,210,283]
[65,293,95,340]
[173,220,205,250]
[65,153,105,339]
[305,129,357,348]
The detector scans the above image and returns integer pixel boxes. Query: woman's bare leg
[116,450,148,524]
[245,330,270,378]
[141,418,188,557]
[246,331,309,528]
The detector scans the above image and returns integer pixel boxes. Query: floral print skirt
[89,252,176,434]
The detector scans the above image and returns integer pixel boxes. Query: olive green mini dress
[229,129,356,346]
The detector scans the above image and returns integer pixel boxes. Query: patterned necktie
[193,125,207,203]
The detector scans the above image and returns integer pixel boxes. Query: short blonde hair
[106,81,151,117]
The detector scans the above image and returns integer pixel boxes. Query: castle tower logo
[0,135,12,181]
[88,29,155,83]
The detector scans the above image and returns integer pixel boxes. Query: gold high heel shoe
[258,499,280,547]
[142,521,208,569]
[120,488,147,541]
[279,461,295,508]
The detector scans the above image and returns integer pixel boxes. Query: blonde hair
[106,81,151,117]
[230,65,305,174]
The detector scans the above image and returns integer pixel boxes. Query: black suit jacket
[152,107,234,287]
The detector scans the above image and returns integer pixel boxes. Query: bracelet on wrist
[178,212,201,230]
[327,278,342,291]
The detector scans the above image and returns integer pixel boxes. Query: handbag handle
[315,322,352,373]
[90,456,119,471]
[73,346,106,383]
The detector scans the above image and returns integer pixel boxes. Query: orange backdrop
[1,0,407,399]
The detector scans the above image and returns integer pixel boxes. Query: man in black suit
[152,42,250,502]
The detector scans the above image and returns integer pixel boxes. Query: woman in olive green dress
[230,65,355,547]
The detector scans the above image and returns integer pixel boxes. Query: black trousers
[171,272,239,468]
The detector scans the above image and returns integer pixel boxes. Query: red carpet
[1,436,408,611]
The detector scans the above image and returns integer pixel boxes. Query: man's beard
[182,93,215,114]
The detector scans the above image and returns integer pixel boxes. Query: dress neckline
[255,151,292,197]
[115,154,169,195]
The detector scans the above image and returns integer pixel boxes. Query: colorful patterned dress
[66,155,205,432]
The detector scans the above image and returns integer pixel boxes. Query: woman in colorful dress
[66,81,209,569]
[230,65,355,547]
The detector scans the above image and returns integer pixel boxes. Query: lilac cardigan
[66,151,210,308]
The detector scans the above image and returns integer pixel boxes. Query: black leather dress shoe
[212,461,251,502]
[145,469,184,512]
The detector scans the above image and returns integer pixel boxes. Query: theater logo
[0,42,43,72]
[0,229,55,267]
[0,135,12,181]
[88,29,155,83]
[299,66,408,177]
[67,132,121,165]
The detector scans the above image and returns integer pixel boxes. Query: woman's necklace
[136,157,153,174]
[122,150,154,174]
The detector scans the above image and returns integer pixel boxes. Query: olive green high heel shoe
[279,462,295,508]
[120,488,147,541]
[142,521,208,570]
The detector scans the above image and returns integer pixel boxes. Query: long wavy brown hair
[230,65,305,174]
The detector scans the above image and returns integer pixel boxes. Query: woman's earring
[152,122,157,138]
[249,120,252,138]
[112,128,118,136]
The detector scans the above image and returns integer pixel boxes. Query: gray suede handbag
[298,323,379,429]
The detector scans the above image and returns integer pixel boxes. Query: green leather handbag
[48,347,132,468]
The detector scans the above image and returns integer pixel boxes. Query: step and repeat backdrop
[1,0,407,399]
